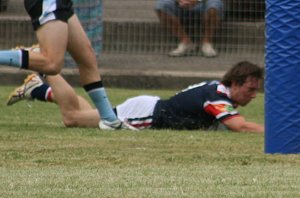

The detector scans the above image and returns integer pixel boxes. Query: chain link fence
[0,0,265,68]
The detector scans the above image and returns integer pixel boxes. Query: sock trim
[20,50,29,69]
[84,81,103,92]
[45,87,53,102]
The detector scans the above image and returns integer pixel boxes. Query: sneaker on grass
[99,119,139,131]
[6,73,43,106]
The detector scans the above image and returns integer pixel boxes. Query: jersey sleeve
[203,100,239,121]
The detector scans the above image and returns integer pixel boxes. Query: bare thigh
[35,20,69,72]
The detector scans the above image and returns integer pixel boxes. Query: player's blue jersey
[152,81,239,130]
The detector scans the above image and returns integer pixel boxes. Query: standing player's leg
[65,15,135,130]
[0,0,133,130]
[0,0,70,75]
[0,20,67,74]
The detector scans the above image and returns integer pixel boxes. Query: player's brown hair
[221,61,264,86]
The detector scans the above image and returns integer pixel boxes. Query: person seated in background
[155,0,223,57]
[6,60,264,133]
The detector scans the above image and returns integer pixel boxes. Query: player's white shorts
[115,95,160,129]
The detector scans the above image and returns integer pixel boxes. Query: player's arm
[222,115,264,133]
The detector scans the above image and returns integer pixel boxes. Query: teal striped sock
[87,87,117,122]
[0,50,21,67]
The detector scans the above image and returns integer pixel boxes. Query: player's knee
[45,63,62,75]
[62,113,78,127]
[62,117,77,127]
[43,59,64,75]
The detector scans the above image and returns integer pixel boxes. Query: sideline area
[0,0,265,89]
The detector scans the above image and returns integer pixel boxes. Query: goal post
[265,0,300,153]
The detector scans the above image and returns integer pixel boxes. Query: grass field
[0,86,300,197]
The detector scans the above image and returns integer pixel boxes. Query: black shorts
[24,0,74,30]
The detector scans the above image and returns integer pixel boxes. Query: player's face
[231,76,260,106]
